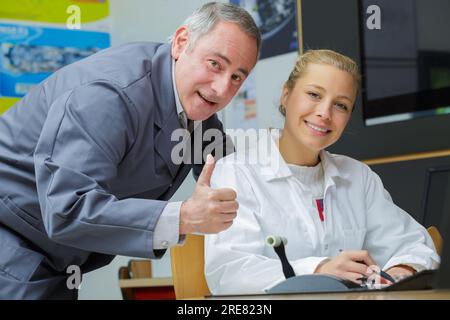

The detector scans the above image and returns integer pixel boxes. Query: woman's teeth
[306,121,328,133]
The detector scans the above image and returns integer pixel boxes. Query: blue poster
[0,23,110,97]
[230,0,299,60]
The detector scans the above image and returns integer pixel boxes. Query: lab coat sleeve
[362,165,440,271]
[33,81,166,258]
[204,161,328,295]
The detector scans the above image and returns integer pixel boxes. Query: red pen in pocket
[315,198,324,222]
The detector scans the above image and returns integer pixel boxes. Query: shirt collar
[256,129,349,186]
[172,59,187,128]
[171,59,202,132]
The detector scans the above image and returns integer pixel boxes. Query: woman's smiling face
[281,63,357,154]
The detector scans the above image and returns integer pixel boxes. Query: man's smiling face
[171,21,258,121]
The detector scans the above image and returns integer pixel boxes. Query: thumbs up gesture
[179,154,239,234]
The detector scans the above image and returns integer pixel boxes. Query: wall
[301,0,450,160]
[300,0,450,240]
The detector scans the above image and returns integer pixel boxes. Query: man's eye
[231,74,242,82]
[209,60,220,69]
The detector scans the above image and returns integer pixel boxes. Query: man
[0,2,260,299]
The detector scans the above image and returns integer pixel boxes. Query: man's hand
[179,154,239,234]
[314,250,377,284]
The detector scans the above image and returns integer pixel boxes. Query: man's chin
[185,107,218,121]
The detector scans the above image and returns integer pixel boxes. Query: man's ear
[171,26,189,60]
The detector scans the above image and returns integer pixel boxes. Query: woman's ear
[280,87,290,109]
[171,26,189,60]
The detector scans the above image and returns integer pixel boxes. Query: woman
[204,49,440,295]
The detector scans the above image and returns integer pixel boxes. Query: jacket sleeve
[362,165,440,271]
[34,81,166,258]
[204,160,327,295]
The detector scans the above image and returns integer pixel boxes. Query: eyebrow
[212,52,249,77]
[306,84,353,102]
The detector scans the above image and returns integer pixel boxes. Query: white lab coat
[205,130,440,295]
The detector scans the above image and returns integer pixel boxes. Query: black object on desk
[266,235,295,279]
[266,234,367,294]
[265,234,441,294]
[267,274,364,294]
[266,269,439,294]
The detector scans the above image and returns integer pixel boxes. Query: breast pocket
[2,196,41,229]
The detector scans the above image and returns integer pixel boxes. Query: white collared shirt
[204,129,440,295]
[172,59,188,129]
[172,59,199,132]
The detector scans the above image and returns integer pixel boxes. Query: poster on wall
[230,0,299,60]
[0,0,110,113]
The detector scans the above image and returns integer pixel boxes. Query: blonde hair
[280,49,361,116]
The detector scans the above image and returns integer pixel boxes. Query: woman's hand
[385,265,416,282]
[314,250,377,284]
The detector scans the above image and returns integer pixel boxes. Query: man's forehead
[196,21,258,66]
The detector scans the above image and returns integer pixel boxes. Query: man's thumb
[197,154,215,186]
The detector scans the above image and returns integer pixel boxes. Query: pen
[338,249,396,283]
[378,270,396,283]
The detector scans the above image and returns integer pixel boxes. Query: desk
[119,277,175,299]
[205,289,450,300]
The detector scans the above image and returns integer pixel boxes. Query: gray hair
[169,2,261,60]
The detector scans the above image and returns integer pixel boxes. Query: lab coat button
[161,240,169,248]
[324,244,329,250]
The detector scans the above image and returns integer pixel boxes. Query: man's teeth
[306,122,328,133]
[199,93,213,104]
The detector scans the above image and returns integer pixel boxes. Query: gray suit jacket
[0,42,232,299]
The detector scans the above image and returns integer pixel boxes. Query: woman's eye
[308,92,320,99]
[336,103,348,111]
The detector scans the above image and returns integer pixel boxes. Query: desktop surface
[205,289,450,300]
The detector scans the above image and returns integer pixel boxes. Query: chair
[118,260,152,300]
[128,259,152,278]
[170,234,210,299]
[118,266,134,300]
[427,226,443,256]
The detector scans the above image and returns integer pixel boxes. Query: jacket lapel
[154,109,183,178]
[151,43,183,178]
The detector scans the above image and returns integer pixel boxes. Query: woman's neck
[278,130,320,167]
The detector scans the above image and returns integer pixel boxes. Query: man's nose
[211,75,231,97]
